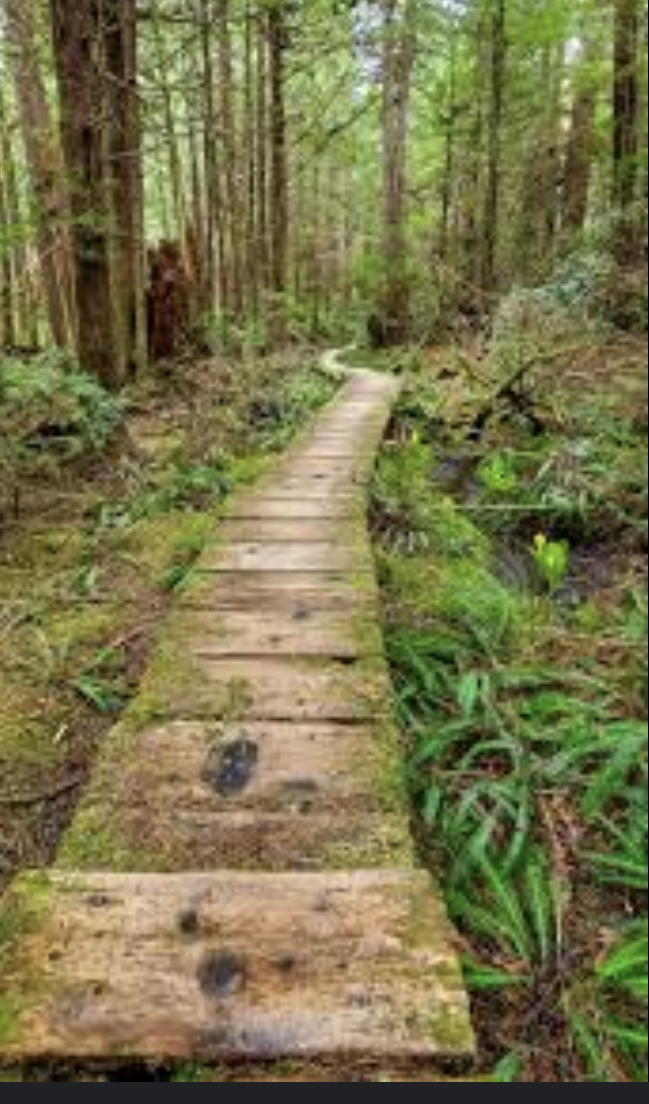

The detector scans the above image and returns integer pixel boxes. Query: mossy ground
[0,873,53,1050]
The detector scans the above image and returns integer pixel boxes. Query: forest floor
[0,332,646,1081]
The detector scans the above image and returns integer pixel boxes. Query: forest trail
[0,353,475,1080]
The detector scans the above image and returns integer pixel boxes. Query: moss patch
[55,808,165,873]
[0,873,53,1048]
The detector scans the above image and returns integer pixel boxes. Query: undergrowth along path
[0,353,475,1081]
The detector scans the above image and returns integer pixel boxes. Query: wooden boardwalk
[0,357,476,1080]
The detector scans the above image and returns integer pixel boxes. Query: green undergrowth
[372,353,647,1082]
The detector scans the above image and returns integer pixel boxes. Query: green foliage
[392,379,442,439]
[168,1063,208,1082]
[540,249,618,315]
[0,348,122,463]
[531,532,570,593]
[490,1053,523,1081]
[72,672,123,715]
[597,921,648,1004]
[157,526,210,593]
[247,368,338,453]
[92,451,238,533]
[374,377,647,1082]
[492,245,647,348]
[373,435,436,554]
[388,608,647,1079]
[70,644,129,715]
[477,450,519,495]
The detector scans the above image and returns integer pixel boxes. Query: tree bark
[561,41,598,239]
[267,1,289,338]
[102,0,147,375]
[515,40,564,283]
[379,0,415,345]
[49,0,117,383]
[4,0,76,349]
[151,6,187,238]
[479,0,506,296]
[199,0,220,315]
[438,35,457,263]
[255,13,271,301]
[0,85,16,347]
[613,0,639,211]
[242,0,259,322]
[217,0,244,322]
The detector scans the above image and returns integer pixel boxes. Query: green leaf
[457,670,480,716]
[523,849,557,963]
[491,1052,523,1081]
[597,922,648,1001]
[72,675,122,714]
[463,958,527,991]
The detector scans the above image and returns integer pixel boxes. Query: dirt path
[0,356,475,1080]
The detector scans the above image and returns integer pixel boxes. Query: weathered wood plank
[225,496,359,520]
[138,653,391,722]
[61,807,411,872]
[216,518,342,543]
[177,569,376,609]
[199,541,365,573]
[77,720,396,811]
[56,719,411,871]
[0,870,474,1062]
[166,605,381,658]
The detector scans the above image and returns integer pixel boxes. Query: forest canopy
[0,0,646,381]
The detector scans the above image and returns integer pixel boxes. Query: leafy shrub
[246,367,337,452]
[0,347,122,463]
[491,244,647,349]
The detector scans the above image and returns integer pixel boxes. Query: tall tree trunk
[255,13,270,301]
[438,35,457,263]
[182,21,209,321]
[49,0,117,384]
[479,0,506,296]
[561,40,598,240]
[538,43,564,268]
[515,41,564,284]
[243,0,259,322]
[267,1,289,339]
[103,0,147,375]
[186,91,209,319]
[4,0,76,349]
[217,0,244,322]
[151,6,187,237]
[380,0,415,345]
[0,80,37,347]
[0,85,16,348]
[200,0,220,315]
[613,0,639,211]
[457,69,484,303]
